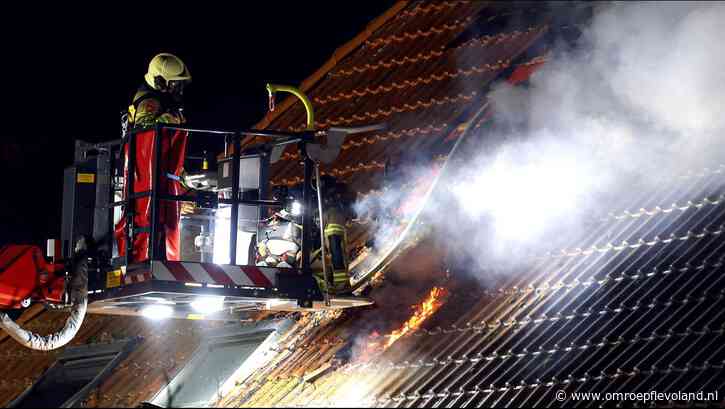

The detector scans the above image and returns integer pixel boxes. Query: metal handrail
[131,124,315,141]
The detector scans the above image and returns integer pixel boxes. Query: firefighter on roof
[128,53,191,127]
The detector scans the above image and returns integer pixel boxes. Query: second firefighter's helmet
[144,53,192,90]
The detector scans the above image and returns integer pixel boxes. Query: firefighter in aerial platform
[315,175,355,294]
[115,53,192,262]
[256,176,355,294]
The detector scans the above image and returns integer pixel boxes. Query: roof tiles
[0,309,226,407]
[4,1,724,407]
[216,1,725,407]
[260,1,548,192]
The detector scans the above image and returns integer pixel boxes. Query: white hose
[0,259,88,351]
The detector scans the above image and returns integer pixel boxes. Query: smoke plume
[357,1,725,283]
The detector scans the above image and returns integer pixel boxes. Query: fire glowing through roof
[361,286,448,361]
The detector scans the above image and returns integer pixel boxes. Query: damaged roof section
[217,1,725,407]
[215,165,725,408]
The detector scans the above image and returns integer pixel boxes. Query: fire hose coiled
[0,258,88,351]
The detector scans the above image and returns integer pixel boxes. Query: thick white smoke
[355,2,725,282]
[457,1,725,251]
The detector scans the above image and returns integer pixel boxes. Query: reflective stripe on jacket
[128,85,185,127]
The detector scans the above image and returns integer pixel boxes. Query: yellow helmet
[144,53,191,90]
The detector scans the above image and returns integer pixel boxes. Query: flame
[383,286,447,348]
[358,286,448,361]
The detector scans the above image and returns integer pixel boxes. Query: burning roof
[357,286,448,362]
[3,1,725,407]
[215,1,725,407]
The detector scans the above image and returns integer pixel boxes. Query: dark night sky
[0,3,393,247]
